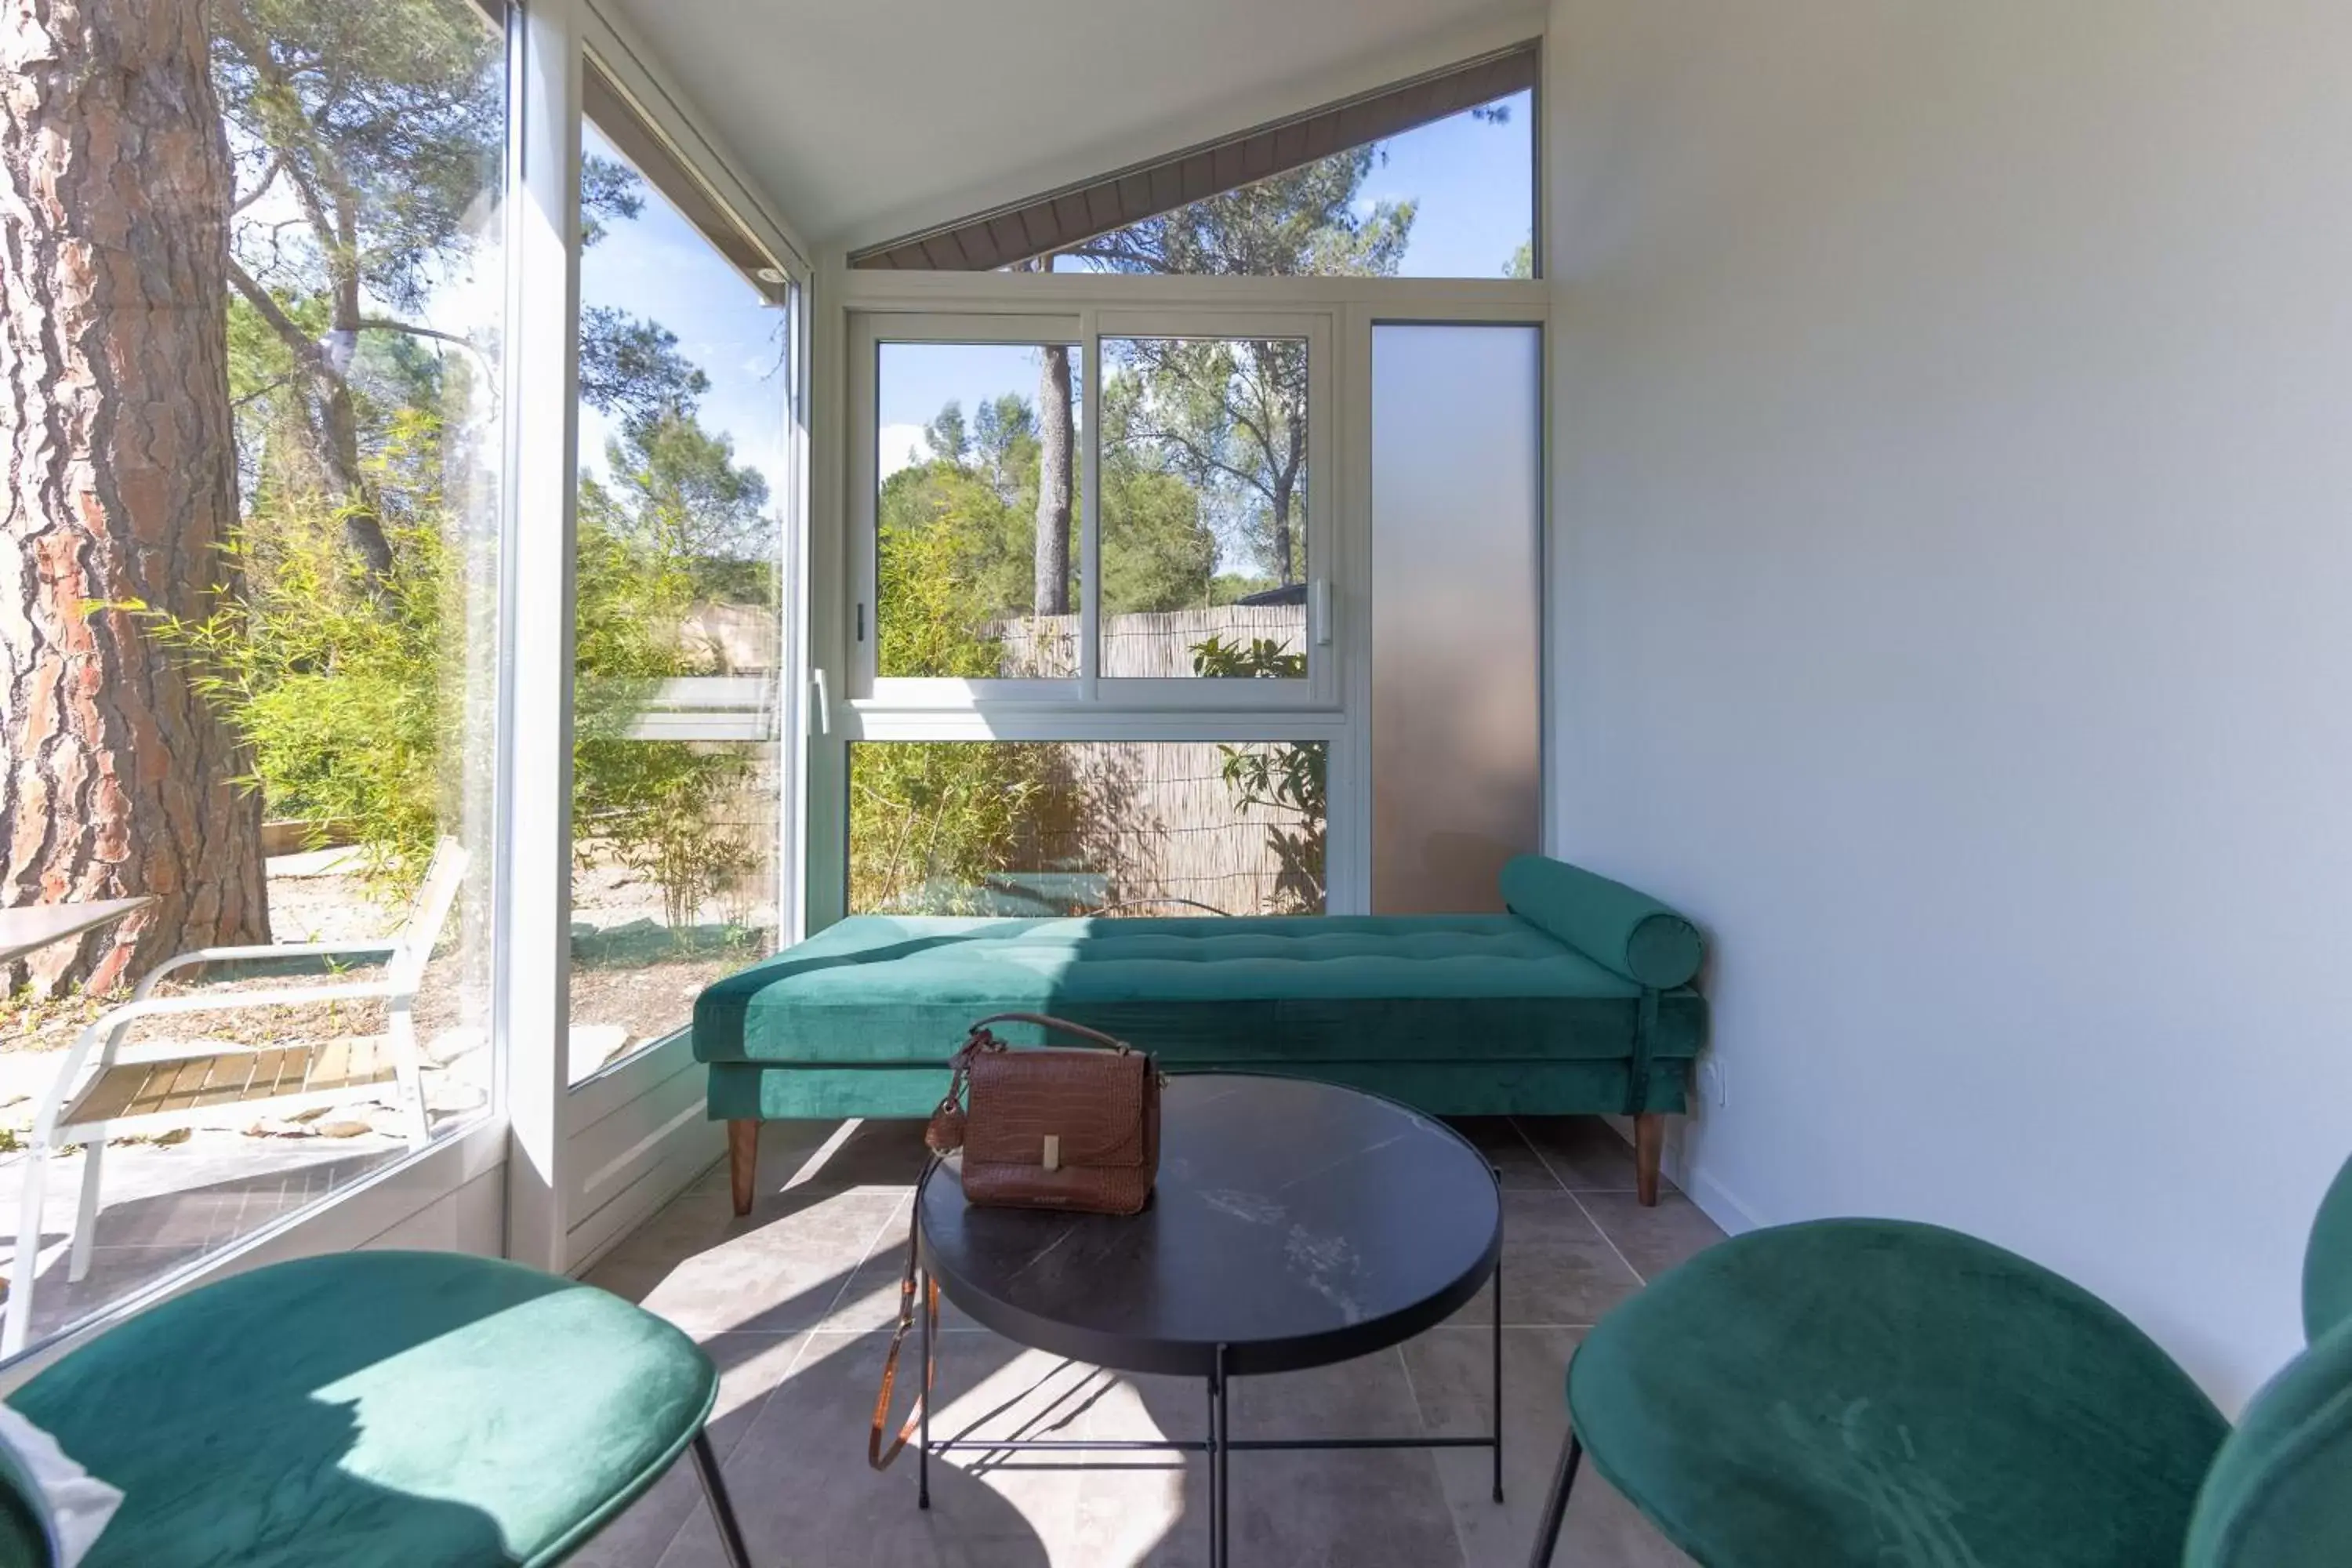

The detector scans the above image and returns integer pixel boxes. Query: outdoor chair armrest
[131,938,402,1000]
[34,978,402,1135]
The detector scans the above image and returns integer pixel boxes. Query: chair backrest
[388,839,470,995]
[2303,1152,2352,1342]
[2180,1151,2352,1566]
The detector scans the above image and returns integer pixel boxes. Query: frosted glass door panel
[1370,325,1541,914]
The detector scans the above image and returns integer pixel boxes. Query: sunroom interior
[1,0,2346,1565]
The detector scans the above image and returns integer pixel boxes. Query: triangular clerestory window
[851,43,1538,280]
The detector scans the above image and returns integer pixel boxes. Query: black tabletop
[917,1073,1502,1377]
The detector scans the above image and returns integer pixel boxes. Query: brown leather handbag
[924,1011,1161,1214]
[869,1013,1160,1470]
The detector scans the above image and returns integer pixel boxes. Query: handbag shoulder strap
[965,1011,1132,1054]
[869,1157,942,1471]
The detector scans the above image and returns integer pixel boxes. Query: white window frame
[848,312,1085,706]
[521,1,816,1276]
[849,308,1338,714]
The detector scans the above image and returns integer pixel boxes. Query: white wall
[1544,0,2352,1407]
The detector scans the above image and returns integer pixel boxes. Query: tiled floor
[582,1115,1723,1568]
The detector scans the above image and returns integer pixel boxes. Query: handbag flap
[961,1047,1150,1169]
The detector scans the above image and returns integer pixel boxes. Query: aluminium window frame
[817,271,1546,931]
[848,309,1337,713]
[503,0,819,1276]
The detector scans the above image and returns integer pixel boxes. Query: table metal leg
[1205,1368,1219,1555]
[917,1262,931,1511]
[1492,1247,1505,1503]
[1210,1343,1231,1568]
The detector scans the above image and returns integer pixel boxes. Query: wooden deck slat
[64,1039,399,1133]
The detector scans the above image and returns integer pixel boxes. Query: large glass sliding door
[1,0,511,1357]
[565,79,794,1085]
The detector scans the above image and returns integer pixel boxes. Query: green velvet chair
[1530,1153,2352,1566]
[0,1251,752,1567]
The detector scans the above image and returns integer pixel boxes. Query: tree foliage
[183,0,782,935]
[1066,151,1412,278]
[1068,147,1414,587]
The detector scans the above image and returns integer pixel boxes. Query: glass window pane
[1101,337,1307,680]
[2,0,505,1352]
[1054,91,1533,281]
[849,741,1326,916]
[1370,325,1541,913]
[567,111,789,1082]
[875,343,1082,680]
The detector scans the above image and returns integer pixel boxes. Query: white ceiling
[604,0,1544,253]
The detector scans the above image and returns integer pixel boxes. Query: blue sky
[576,122,793,496]
[579,92,1532,507]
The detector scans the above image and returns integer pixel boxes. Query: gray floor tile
[688,1117,933,1205]
[1077,1349,1465,1567]
[1406,1326,1693,1568]
[565,1334,810,1568]
[1512,1117,1663,1192]
[1445,1116,1563,1192]
[825,1194,993,1335]
[1575,1193,1726,1283]
[686,1119,845,1199]
[1454,1190,1642,1327]
[655,1329,1083,1566]
[584,1185,906,1336]
[579,1118,1710,1566]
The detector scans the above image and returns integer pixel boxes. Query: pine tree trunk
[1270,472,1297,586]
[1033,346,1073,617]
[2,0,270,996]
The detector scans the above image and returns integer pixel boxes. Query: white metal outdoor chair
[3,840,470,1356]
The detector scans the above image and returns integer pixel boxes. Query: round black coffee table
[912,1073,1504,1566]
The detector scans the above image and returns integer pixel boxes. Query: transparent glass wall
[1053,90,1535,281]
[1101,337,1308,680]
[1370,325,1541,913]
[874,341,1082,679]
[1,0,507,1353]
[850,741,1326,916]
[566,106,789,1083]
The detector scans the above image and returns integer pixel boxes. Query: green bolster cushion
[1499,855,1704,989]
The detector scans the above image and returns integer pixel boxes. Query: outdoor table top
[0,898,154,967]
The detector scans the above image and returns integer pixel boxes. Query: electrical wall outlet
[1697,1057,1728,1109]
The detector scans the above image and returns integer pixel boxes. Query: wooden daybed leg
[1634,1113,1664,1207]
[728,1120,759,1217]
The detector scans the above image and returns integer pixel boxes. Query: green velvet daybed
[693,855,1707,1213]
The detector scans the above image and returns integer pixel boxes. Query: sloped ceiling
[603,0,1544,252]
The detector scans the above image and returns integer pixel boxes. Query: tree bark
[1033,344,1073,616]
[1269,471,1296,586]
[2,0,271,996]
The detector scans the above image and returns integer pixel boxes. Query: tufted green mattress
[695,857,1708,1120]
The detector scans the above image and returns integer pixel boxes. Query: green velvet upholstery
[0,1436,56,1568]
[707,1054,1690,1123]
[2302,1150,2352,1341]
[2185,1320,2352,1567]
[1566,1220,2230,1566]
[2183,1152,2352,1567]
[11,1252,716,1568]
[696,913,1704,1066]
[695,861,1708,1127]
[1558,1155,2352,1566]
[1498,854,1704,989]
